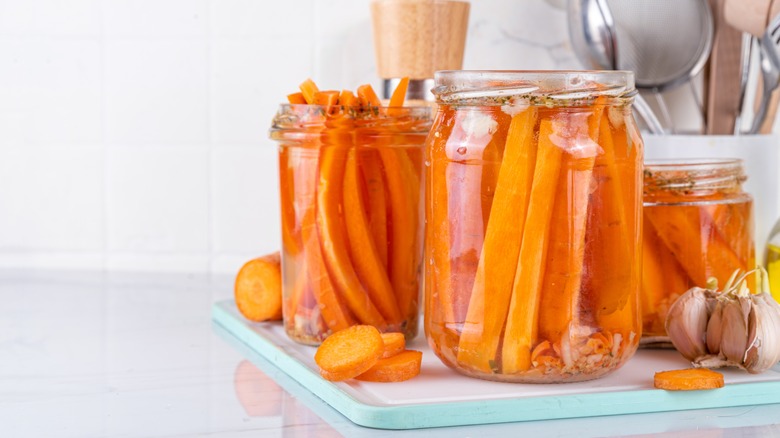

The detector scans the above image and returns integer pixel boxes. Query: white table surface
[3,269,780,438]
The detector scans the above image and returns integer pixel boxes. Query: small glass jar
[642,159,755,340]
[270,103,432,345]
[424,70,643,383]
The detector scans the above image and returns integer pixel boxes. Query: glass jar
[270,103,432,345]
[424,71,643,383]
[642,159,755,340]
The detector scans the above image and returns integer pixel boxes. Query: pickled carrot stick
[456,108,538,373]
[343,148,402,323]
[379,147,420,317]
[300,184,354,332]
[287,92,307,104]
[299,78,320,104]
[708,203,755,290]
[314,90,340,107]
[389,77,409,107]
[501,117,562,374]
[279,147,302,257]
[430,111,455,326]
[357,84,382,107]
[285,259,307,323]
[537,107,603,344]
[339,90,357,107]
[316,145,387,327]
[360,151,389,267]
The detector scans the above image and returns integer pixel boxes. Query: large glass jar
[270,103,432,345]
[424,71,643,383]
[642,159,755,340]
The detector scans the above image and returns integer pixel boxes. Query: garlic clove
[665,287,710,361]
[719,295,751,366]
[706,300,724,355]
[744,293,780,374]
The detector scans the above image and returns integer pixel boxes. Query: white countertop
[3,269,780,437]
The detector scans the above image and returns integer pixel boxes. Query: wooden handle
[706,0,743,134]
[371,0,470,79]
[724,0,771,37]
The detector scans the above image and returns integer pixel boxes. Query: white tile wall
[0,0,618,274]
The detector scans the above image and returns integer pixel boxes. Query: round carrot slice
[315,325,384,381]
[654,368,724,391]
[355,350,423,382]
[380,332,406,359]
[235,252,283,322]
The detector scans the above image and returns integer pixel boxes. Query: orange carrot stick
[357,84,382,107]
[279,146,302,257]
[299,78,320,104]
[456,107,538,373]
[360,151,388,267]
[339,89,357,107]
[537,107,603,344]
[314,90,340,107]
[389,77,409,109]
[316,145,387,327]
[287,92,307,104]
[501,117,563,374]
[343,148,402,324]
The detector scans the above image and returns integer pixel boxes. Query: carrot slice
[357,84,382,107]
[299,78,320,104]
[501,117,563,374]
[316,145,387,327]
[343,148,402,324]
[315,325,384,381]
[456,108,538,373]
[235,252,283,322]
[355,350,422,382]
[380,332,406,358]
[654,368,724,391]
[287,92,306,104]
[537,107,603,343]
[314,90,340,107]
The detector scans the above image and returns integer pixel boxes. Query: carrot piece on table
[380,332,406,358]
[315,325,384,381]
[537,107,603,344]
[360,151,388,267]
[654,368,724,391]
[316,146,387,327]
[389,77,409,108]
[287,92,307,104]
[339,89,357,107]
[456,108,538,374]
[299,78,320,104]
[313,90,340,107]
[357,83,382,107]
[355,350,423,382]
[501,117,564,374]
[343,148,402,324]
[235,252,283,322]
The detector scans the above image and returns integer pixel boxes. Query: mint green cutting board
[212,300,780,430]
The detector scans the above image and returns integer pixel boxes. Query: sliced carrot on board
[235,252,283,322]
[380,332,406,359]
[654,368,724,391]
[501,117,563,374]
[343,148,402,324]
[287,92,307,104]
[456,108,538,373]
[299,78,320,104]
[315,325,384,381]
[316,145,387,327]
[355,350,423,382]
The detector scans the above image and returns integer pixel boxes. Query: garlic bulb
[665,268,780,374]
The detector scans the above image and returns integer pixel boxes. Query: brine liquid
[641,200,755,337]
[424,103,642,382]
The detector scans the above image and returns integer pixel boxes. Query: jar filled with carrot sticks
[270,79,432,345]
[642,159,755,341]
[424,71,643,383]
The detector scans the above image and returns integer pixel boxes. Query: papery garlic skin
[706,301,723,355]
[665,288,711,361]
[744,293,780,374]
[719,296,751,366]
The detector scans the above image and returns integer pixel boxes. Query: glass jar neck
[644,159,747,201]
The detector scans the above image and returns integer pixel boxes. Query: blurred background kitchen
[0,0,774,275]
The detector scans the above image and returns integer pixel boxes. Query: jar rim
[644,158,746,193]
[433,70,636,104]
